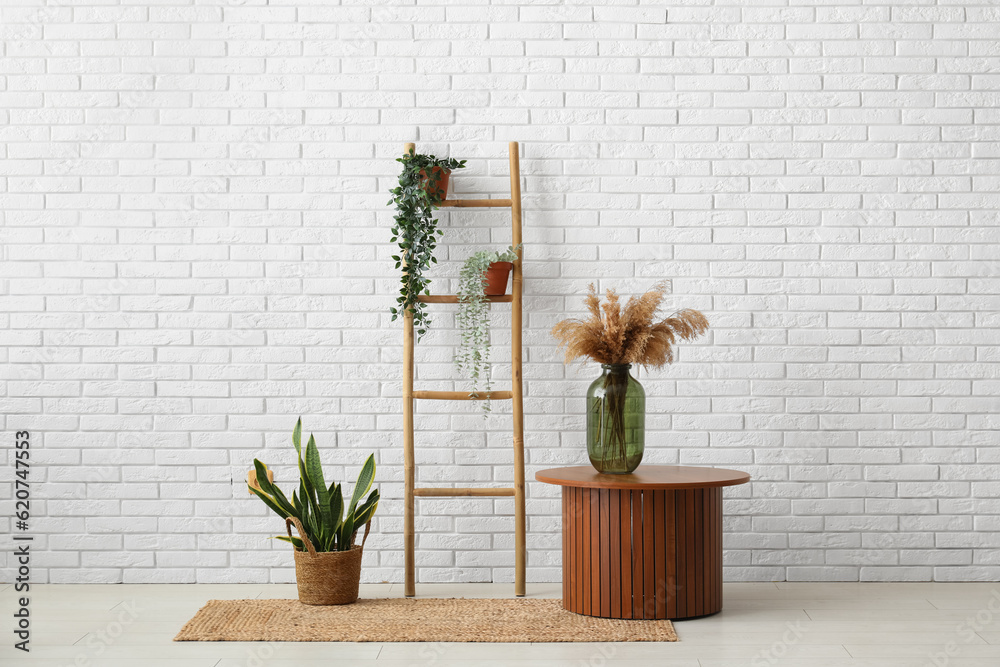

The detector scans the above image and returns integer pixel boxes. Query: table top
[535,465,750,490]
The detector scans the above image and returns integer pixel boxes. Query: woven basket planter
[286,517,370,606]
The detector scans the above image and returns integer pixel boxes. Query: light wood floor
[3,582,1000,666]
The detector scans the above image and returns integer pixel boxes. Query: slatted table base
[562,486,723,620]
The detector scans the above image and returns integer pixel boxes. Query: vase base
[588,457,643,475]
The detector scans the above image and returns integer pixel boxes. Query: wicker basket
[285,517,371,606]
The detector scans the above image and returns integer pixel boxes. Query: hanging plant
[455,245,520,415]
[388,149,466,339]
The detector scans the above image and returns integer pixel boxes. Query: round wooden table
[535,465,750,620]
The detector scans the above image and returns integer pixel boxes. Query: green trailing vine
[388,149,466,339]
[456,245,520,415]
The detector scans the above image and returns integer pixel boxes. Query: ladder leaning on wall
[401,141,526,597]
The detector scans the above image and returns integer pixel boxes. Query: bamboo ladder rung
[413,390,513,401]
[417,294,513,303]
[414,487,516,498]
[438,199,512,208]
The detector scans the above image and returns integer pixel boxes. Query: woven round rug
[174,598,678,642]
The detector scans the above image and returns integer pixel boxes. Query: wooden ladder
[402,141,526,597]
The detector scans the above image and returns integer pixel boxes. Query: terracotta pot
[419,167,450,200]
[484,262,513,296]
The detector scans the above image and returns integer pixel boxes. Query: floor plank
[4,582,1000,666]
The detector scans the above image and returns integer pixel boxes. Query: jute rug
[174,598,678,643]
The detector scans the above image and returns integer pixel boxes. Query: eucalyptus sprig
[388,149,466,339]
[455,245,520,415]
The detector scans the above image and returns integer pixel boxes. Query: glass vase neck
[601,363,632,373]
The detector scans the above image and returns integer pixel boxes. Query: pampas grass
[551,282,709,368]
[552,282,710,473]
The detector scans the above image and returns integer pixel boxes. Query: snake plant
[248,418,379,552]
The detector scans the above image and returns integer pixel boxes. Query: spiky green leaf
[298,479,311,522]
[252,459,274,496]
[348,454,376,512]
[292,417,302,457]
[329,483,344,530]
[339,512,355,551]
[274,535,304,551]
[353,490,380,527]
[298,454,318,512]
[269,483,297,517]
[249,485,289,519]
[305,434,329,524]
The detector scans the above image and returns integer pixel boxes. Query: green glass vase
[586,363,645,474]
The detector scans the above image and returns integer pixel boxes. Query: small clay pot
[484,262,513,296]
[419,167,450,200]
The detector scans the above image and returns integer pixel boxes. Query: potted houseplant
[551,283,709,474]
[247,418,380,605]
[455,246,520,414]
[388,149,466,340]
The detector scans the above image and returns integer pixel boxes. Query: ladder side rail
[509,141,527,597]
[402,142,417,598]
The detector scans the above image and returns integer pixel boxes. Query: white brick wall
[1,1,999,584]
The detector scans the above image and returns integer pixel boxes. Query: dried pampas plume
[551,282,709,368]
